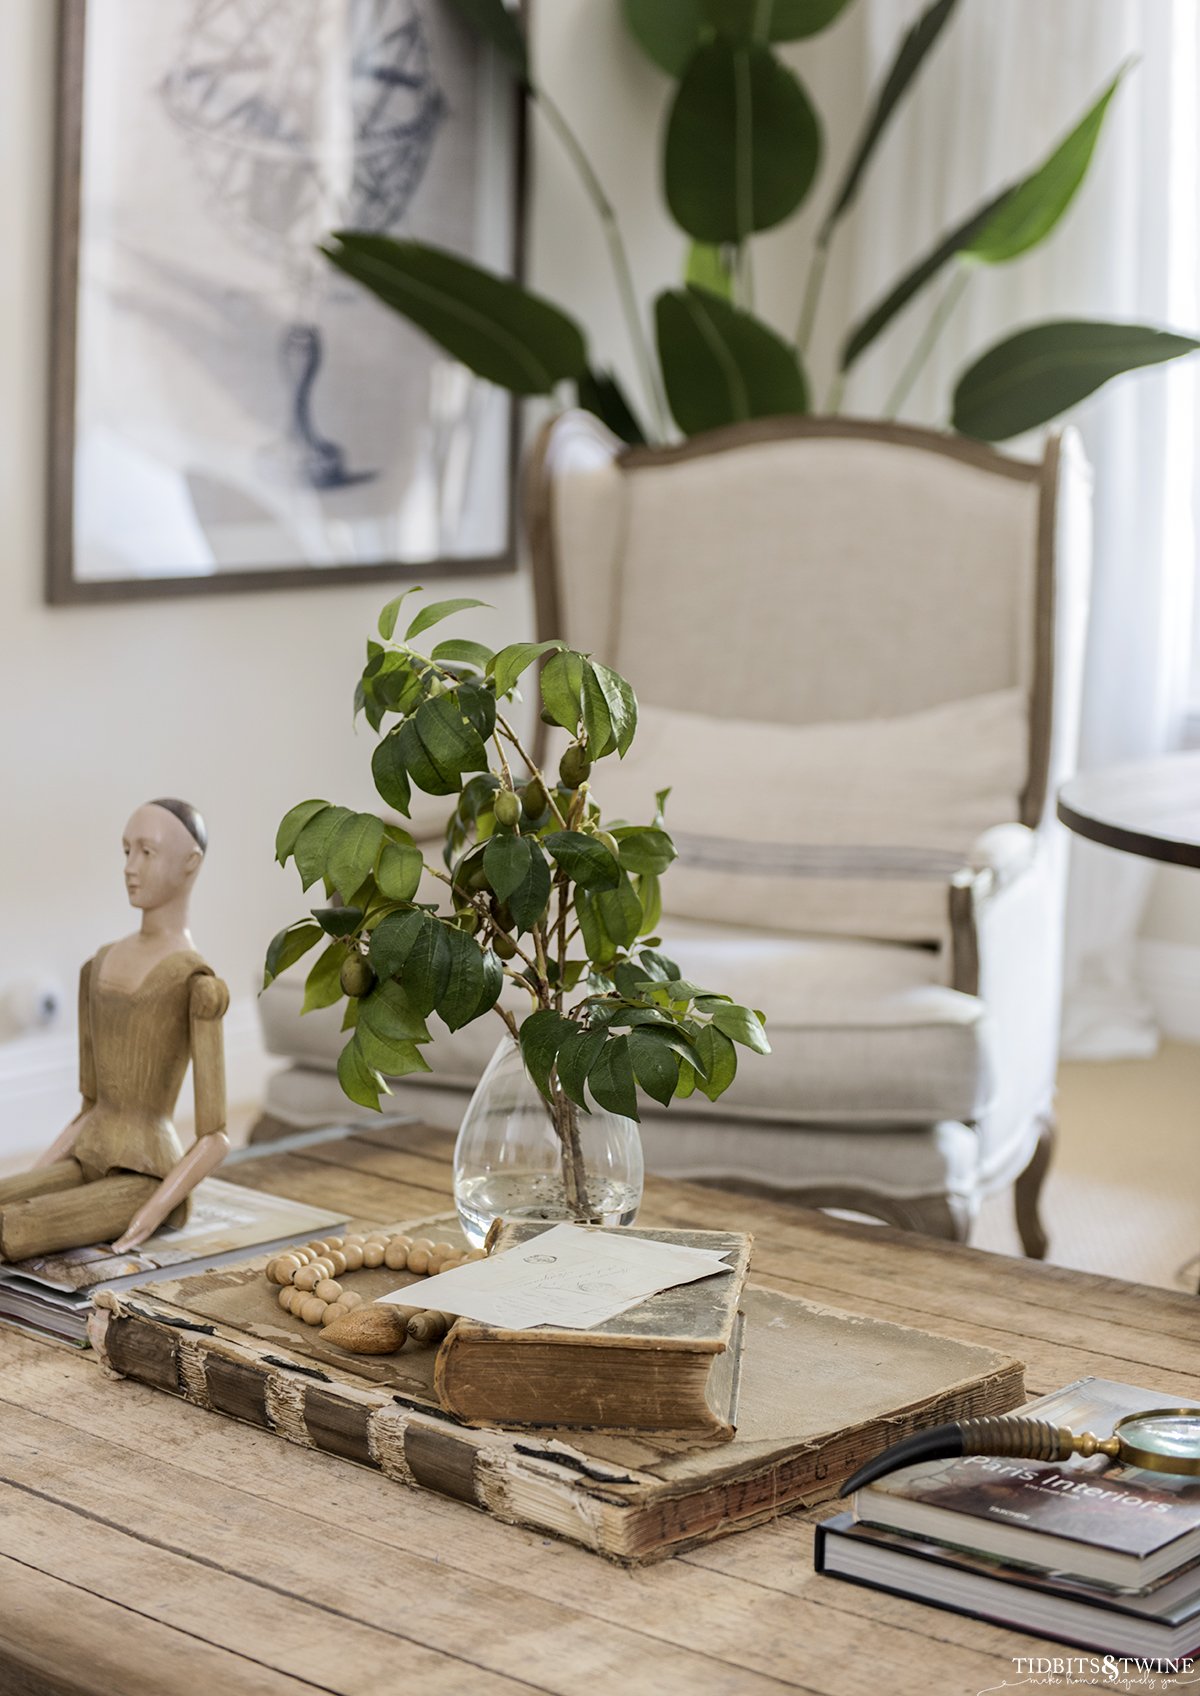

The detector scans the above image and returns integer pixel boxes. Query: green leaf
[614,826,677,875]
[685,241,733,302]
[597,875,643,950]
[638,948,682,983]
[664,41,821,243]
[397,716,460,796]
[587,1034,638,1119]
[355,1024,431,1081]
[635,872,662,935]
[952,320,1200,442]
[628,1027,681,1108]
[275,800,330,866]
[575,369,647,446]
[591,663,638,757]
[369,909,426,979]
[471,949,505,1022]
[445,0,529,81]
[840,183,1014,370]
[544,831,621,891]
[337,1033,383,1112]
[438,927,487,1032]
[378,588,419,641]
[431,638,495,671]
[488,639,565,699]
[400,915,454,1017]
[820,0,958,243]
[263,920,324,989]
[321,235,588,396]
[704,0,853,40]
[657,287,808,435]
[509,841,552,932]
[405,596,491,641]
[963,67,1127,266]
[302,941,347,1014]
[376,839,423,902]
[540,650,586,734]
[519,1008,573,1100]
[341,997,360,1032]
[484,832,530,903]
[692,1024,739,1100]
[574,888,613,967]
[556,1026,608,1111]
[580,661,616,758]
[710,1001,771,1053]
[327,813,385,902]
[414,692,491,779]
[371,731,411,815]
[622,0,706,75]
[293,805,352,892]
[311,906,364,940]
[359,977,431,1044]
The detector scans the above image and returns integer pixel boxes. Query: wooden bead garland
[264,1232,486,1349]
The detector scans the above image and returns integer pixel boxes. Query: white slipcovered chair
[255,413,1091,1254]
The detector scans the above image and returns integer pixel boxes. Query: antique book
[815,1515,1200,1662]
[848,1377,1200,1588]
[90,1212,1025,1563]
[0,1177,346,1345]
[433,1221,751,1436]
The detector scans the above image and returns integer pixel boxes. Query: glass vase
[453,1036,644,1247]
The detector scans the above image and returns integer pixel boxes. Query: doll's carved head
[122,799,207,912]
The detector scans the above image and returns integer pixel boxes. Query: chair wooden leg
[1015,1112,1056,1260]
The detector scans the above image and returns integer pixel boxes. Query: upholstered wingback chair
[255,412,1090,1255]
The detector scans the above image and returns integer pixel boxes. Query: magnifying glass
[841,1408,1200,1497]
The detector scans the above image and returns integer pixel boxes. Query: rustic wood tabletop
[2,1121,1198,1696]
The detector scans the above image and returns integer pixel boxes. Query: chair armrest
[948,824,1040,994]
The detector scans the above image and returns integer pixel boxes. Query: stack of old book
[818,1377,1200,1660]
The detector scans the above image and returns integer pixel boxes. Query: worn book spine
[89,1289,1024,1565]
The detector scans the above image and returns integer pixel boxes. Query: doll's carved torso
[72,945,214,1190]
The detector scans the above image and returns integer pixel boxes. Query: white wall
[0,0,863,1153]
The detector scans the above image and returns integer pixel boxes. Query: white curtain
[837,0,1200,1057]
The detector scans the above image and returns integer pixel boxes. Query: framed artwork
[47,0,525,603]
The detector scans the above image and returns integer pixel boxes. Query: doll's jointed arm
[33,959,96,1169]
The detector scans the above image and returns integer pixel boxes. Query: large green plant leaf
[656,287,808,434]
[262,920,324,989]
[544,831,622,891]
[321,236,588,395]
[444,0,529,82]
[839,184,1013,371]
[293,805,353,892]
[326,813,385,901]
[405,597,490,641]
[684,241,734,301]
[622,0,707,76]
[302,941,346,1014]
[963,69,1127,265]
[371,731,411,815]
[275,800,330,866]
[952,320,1200,442]
[664,42,821,243]
[820,0,958,243]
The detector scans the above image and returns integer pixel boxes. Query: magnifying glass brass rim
[1111,1407,1200,1475]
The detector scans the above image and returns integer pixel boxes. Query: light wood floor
[972,1040,1200,1290]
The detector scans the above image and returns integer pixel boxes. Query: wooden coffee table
[1058,749,1200,869]
[3,1124,1199,1695]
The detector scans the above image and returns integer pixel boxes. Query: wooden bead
[389,1235,413,1252]
[309,1241,333,1255]
[406,1247,431,1275]
[326,1251,348,1275]
[341,1291,364,1310]
[300,1297,327,1326]
[293,1266,322,1291]
[436,1255,463,1273]
[465,1248,487,1262]
[383,1240,409,1270]
[362,1244,385,1268]
[341,1244,364,1271]
[323,1237,344,1250]
[407,1310,448,1346]
[342,1234,366,1248]
[321,1300,351,1323]
[278,1287,296,1312]
[365,1233,389,1247]
[410,1238,435,1255]
[315,1279,342,1303]
[431,1242,456,1263]
[273,1255,301,1280]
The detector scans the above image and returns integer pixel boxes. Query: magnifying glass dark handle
[840,1416,1076,1496]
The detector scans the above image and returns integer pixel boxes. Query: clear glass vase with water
[453,1036,644,1247]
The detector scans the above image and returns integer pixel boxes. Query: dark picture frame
[47,0,526,605]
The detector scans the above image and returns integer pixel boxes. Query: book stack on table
[818,1377,1200,1662]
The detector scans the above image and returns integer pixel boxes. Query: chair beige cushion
[598,693,1027,943]
[259,917,992,1128]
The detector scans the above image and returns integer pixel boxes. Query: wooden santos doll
[0,800,230,1261]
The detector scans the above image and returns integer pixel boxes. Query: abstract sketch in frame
[46,0,526,604]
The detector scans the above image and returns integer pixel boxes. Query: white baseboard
[1137,939,1200,1044]
[0,995,271,1167]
